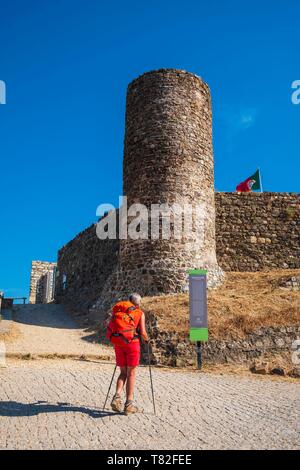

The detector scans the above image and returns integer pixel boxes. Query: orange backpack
[106,301,142,346]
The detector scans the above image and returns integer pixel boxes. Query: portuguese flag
[236,169,262,192]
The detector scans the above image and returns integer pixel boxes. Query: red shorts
[114,341,140,367]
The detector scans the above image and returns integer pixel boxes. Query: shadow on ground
[0,400,119,418]
[13,305,78,330]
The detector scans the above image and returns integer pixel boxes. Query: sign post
[188,269,208,369]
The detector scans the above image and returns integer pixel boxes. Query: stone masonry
[144,314,300,367]
[215,192,299,271]
[91,69,224,312]
[55,225,118,311]
[55,192,299,312]
[29,261,57,304]
[120,69,224,291]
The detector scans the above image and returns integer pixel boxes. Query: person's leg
[116,366,127,395]
[111,346,127,412]
[123,341,140,414]
[125,366,136,402]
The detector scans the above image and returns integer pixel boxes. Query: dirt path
[5,304,113,359]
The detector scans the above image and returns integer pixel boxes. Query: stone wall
[215,192,300,271]
[1,298,13,309]
[277,275,300,291]
[29,261,57,304]
[55,192,300,310]
[144,315,300,366]
[55,224,119,311]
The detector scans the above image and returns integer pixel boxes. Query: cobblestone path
[0,359,299,450]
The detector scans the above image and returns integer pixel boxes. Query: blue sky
[0,0,299,298]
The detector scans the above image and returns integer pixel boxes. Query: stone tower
[96,68,223,307]
[29,260,57,304]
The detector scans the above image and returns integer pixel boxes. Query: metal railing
[0,297,27,309]
[11,297,27,305]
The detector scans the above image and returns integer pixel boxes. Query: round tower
[118,69,223,294]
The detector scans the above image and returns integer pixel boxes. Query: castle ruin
[29,261,57,304]
[51,69,299,313]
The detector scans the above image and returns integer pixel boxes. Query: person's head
[129,293,141,307]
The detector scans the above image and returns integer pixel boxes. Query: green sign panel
[189,270,208,342]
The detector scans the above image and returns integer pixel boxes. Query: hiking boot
[111,394,122,412]
[124,400,139,415]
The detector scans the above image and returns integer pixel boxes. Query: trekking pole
[147,341,156,415]
[102,364,117,411]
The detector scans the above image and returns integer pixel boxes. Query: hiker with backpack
[106,293,149,415]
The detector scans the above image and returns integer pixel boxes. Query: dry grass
[142,269,300,340]
[0,321,20,342]
[5,353,112,361]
